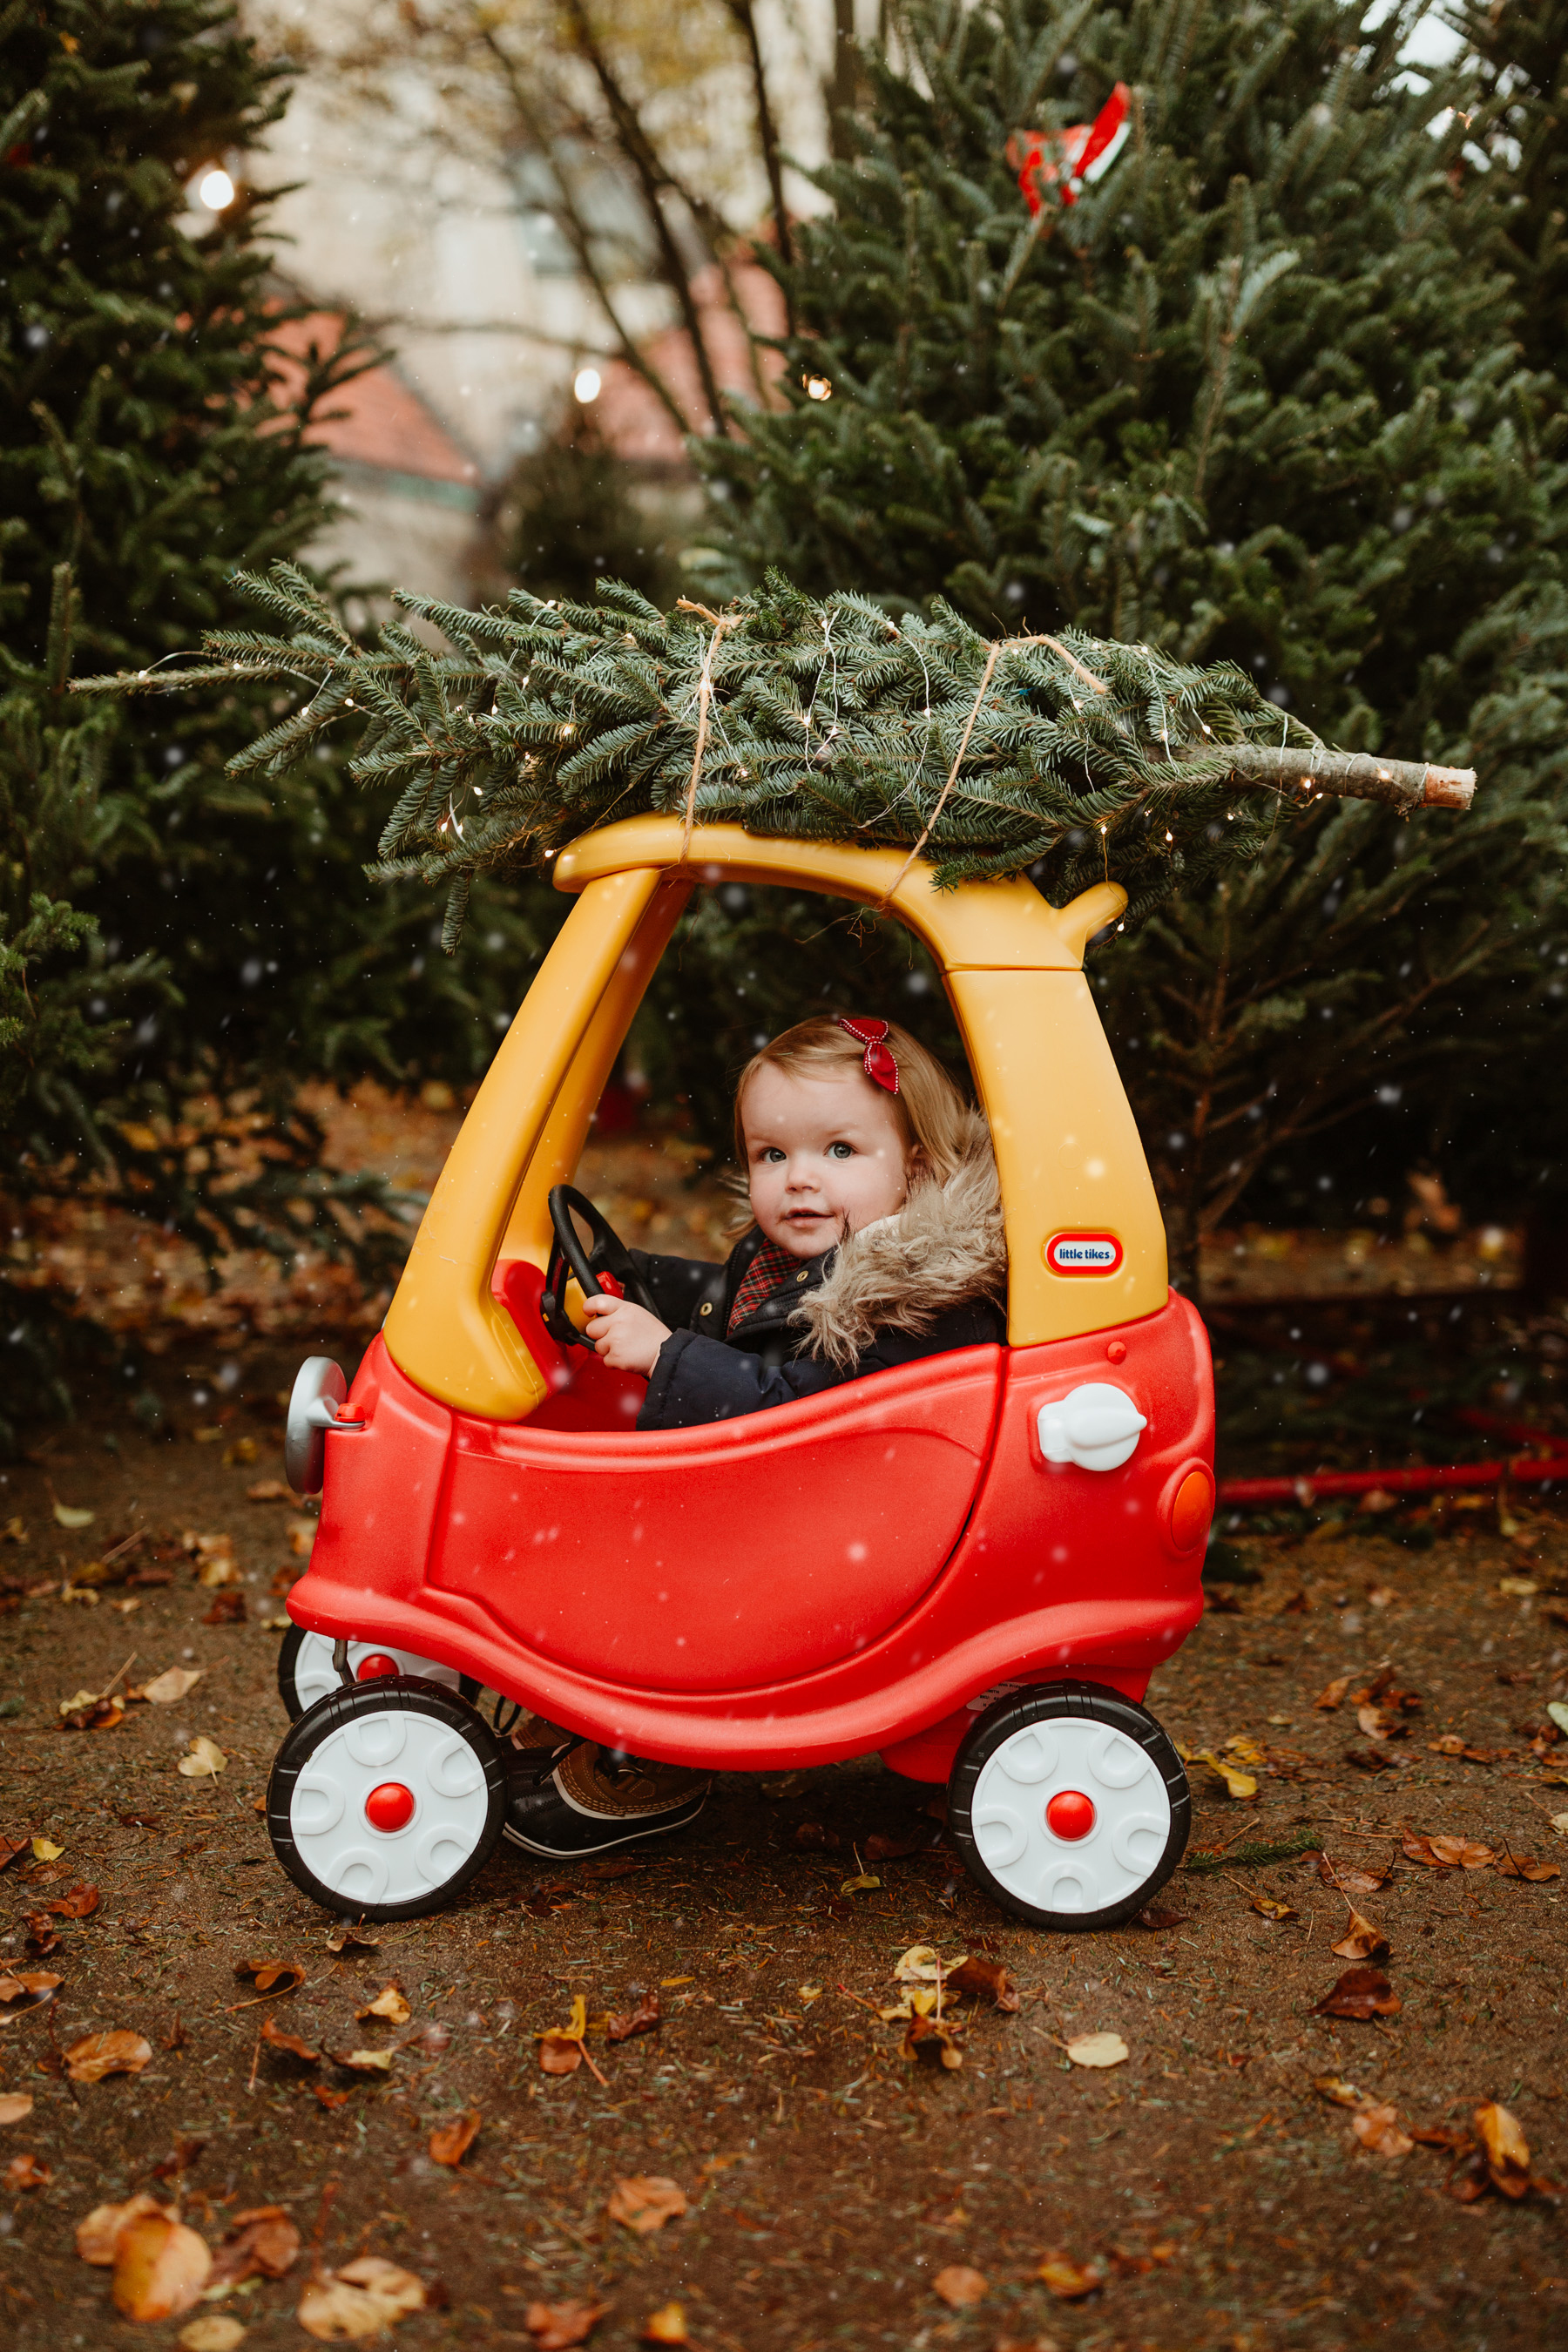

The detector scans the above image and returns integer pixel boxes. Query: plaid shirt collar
[727,1236,812,1335]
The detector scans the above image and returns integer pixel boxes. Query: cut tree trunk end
[1173,744,1476,814]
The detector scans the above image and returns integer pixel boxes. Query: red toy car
[270,819,1213,1930]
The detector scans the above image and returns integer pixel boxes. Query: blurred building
[239,1,854,598]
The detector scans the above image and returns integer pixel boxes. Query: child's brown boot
[504,1738,708,1858]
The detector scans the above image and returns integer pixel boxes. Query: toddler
[586,1014,1007,1429]
[504,1015,1008,1862]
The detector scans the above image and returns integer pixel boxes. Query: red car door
[430,1345,1002,1694]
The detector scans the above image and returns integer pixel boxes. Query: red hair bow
[839,1016,899,1096]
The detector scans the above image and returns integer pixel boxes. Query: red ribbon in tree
[838,1016,899,1096]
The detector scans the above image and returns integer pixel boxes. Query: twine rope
[876,632,1109,909]
[674,598,740,861]
[671,603,1110,888]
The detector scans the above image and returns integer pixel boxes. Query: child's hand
[581,1292,671,1375]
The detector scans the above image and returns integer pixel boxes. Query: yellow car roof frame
[382,817,1167,1420]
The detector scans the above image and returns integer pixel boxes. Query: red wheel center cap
[364,1781,416,1834]
[1046,1789,1096,1842]
[356,1652,400,1681]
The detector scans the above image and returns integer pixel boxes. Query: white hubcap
[289,1632,464,1714]
[971,1717,1171,1915]
[290,1707,490,1905]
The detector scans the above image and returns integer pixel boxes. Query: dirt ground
[3,1350,1567,2352]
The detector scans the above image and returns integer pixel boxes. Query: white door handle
[1037,1382,1147,1471]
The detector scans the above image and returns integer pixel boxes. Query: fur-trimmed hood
[791,1108,1006,1370]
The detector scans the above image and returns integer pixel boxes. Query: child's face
[740,1064,916,1260]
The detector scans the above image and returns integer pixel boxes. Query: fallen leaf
[607,2176,687,2235]
[902,2013,963,2069]
[247,1481,291,1503]
[183,1531,240,1588]
[0,1835,29,1870]
[1548,1700,1568,1736]
[933,2263,988,2307]
[788,1821,840,1852]
[24,1913,61,1956]
[1064,2031,1129,2069]
[307,2085,354,2110]
[331,2048,394,2073]
[58,1693,125,1733]
[42,1882,98,1920]
[429,2109,481,2168]
[112,2208,213,2321]
[4,2152,51,2191]
[863,1829,927,1862]
[1331,1904,1390,1962]
[222,1437,259,1467]
[1356,1703,1398,1742]
[53,1500,95,1529]
[324,1926,380,1956]
[1313,2074,1368,2109]
[525,2300,608,2349]
[1475,2101,1532,2197]
[1345,1745,1393,1774]
[839,1871,882,1894]
[1038,2255,1104,2300]
[796,1983,822,2004]
[0,2092,35,2124]
[0,1969,62,2013]
[639,2306,686,2347]
[1315,1674,1353,1710]
[203,1589,247,1625]
[605,1991,660,2044]
[1313,1966,1402,2020]
[1351,2102,1414,2157]
[179,2319,247,2352]
[1498,1575,1538,1598]
[66,2029,152,2083]
[945,1956,1021,2011]
[209,2206,301,2287]
[1133,1903,1188,1930]
[1249,1894,1297,1922]
[119,1810,161,1829]
[894,1943,943,1984]
[235,1957,305,1995]
[177,1734,226,1779]
[297,2254,425,2340]
[30,1837,63,1861]
[1317,1853,1391,1896]
[1190,1747,1258,1801]
[356,1984,410,2026]
[78,2193,165,2263]
[260,2015,320,2063]
[1402,1833,1494,1870]
[287,1518,317,1558]
[1491,1849,1561,1882]
[537,1993,594,2074]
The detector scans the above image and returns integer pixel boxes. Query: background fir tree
[0,0,544,1447]
[694,0,1568,1287]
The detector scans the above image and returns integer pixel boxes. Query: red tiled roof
[592,263,788,465]
[267,312,479,485]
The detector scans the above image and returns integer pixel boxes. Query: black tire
[267,1676,506,1921]
[275,1623,313,1720]
[274,1623,478,1722]
[948,1680,1190,1933]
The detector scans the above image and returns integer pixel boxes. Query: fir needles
[78,564,1474,947]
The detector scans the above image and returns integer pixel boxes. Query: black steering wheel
[541,1184,659,1351]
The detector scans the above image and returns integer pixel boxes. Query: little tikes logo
[1044,1231,1124,1276]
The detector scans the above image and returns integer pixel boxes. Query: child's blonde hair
[733,1016,975,1184]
